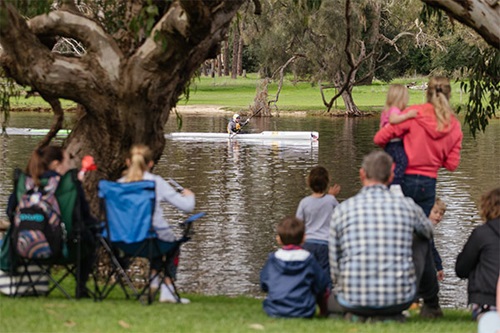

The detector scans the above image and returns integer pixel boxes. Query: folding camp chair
[97,179,203,305]
[2,169,98,299]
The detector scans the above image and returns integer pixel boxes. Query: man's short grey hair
[361,150,393,183]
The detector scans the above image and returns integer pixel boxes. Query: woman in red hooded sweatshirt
[374,76,463,318]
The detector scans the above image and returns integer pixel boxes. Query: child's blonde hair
[434,197,447,213]
[385,84,409,111]
[479,187,500,222]
[427,77,455,131]
[124,144,153,182]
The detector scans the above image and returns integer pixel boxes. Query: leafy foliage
[458,48,499,137]
[9,0,51,16]
[419,4,499,136]
[0,70,21,133]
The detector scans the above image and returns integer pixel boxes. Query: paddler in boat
[227,114,249,135]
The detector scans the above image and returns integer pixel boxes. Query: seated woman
[456,187,500,321]
[5,145,97,298]
[120,144,195,304]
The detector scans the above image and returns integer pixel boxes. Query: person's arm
[373,121,410,147]
[413,203,433,240]
[296,199,305,221]
[389,109,418,125]
[443,126,463,171]
[431,239,444,281]
[156,176,195,212]
[328,184,341,197]
[455,228,481,278]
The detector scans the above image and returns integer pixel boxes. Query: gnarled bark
[421,0,499,49]
[0,0,246,206]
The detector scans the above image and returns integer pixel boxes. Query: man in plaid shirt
[329,151,433,319]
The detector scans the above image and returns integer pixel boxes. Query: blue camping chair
[97,179,204,304]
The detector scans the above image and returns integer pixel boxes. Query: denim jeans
[402,174,436,217]
[329,294,413,316]
[303,241,332,290]
[403,174,439,306]
[385,141,408,186]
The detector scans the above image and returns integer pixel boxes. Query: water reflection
[1,112,499,308]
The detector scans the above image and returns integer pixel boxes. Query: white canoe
[3,128,319,143]
[168,131,319,141]
[3,128,71,136]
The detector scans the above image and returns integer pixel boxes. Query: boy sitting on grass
[260,216,329,318]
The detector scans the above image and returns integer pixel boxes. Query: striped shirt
[329,184,432,307]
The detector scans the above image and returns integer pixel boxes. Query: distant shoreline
[9,104,368,117]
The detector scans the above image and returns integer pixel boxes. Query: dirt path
[173,104,230,115]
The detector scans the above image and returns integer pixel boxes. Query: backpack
[12,175,66,259]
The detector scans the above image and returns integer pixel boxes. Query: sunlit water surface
[1,112,499,308]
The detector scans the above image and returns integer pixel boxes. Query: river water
[1,112,499,308]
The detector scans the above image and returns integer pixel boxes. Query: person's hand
[406,109,418,119]
[181,188,194,196]
[328,184,341,196]
[437,270,444,281]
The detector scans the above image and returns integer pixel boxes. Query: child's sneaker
[159,284,190,304]
[149,275,160,294]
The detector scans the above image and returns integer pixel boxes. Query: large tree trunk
[357,1,381,85]
[223,39,230,76]
[0,1,246,208]
[421,0,499,49]
[217,54,222,77]
[237,35,244,76]
[231,24,239,79]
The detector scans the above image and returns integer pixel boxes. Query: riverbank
[8,103,349,117]
[7,74,440,116]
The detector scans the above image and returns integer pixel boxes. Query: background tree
[418,2,499,137]
[0,0,256,208]
[247,0,414,115]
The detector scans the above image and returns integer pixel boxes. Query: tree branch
[380,32,414,53]
[0,3,121,113]
[421,0,499,49]
[324,0,357,111]
[269,54,305,107]
[28,10,123,83]
[36,94,64,149]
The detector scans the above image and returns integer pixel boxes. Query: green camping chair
[0,168,97,299]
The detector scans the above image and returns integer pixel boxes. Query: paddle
[229,107,264,139]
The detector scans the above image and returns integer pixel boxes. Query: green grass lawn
[0,272,477,333]
[8,74,468,114]
[0,292,477,333]
[178,73,466,112]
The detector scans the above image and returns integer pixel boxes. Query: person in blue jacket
[260,216,329,318]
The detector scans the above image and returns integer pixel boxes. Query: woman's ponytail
[124,144,153,182]
[427,77,454,131]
